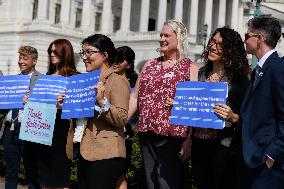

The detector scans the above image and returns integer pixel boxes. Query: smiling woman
[33,39,80,189]
[127,20,199,189]
[66,34,130,189]
[191,26,250,189]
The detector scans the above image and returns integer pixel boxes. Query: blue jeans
[3,126,23,189]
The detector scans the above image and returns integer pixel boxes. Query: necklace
[207,72,224,82]
[162,59,177,69]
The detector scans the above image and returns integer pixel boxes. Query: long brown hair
[47,39,79,77]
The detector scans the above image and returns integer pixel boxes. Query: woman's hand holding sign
[57,93,65,109]
[165,98,174,109]
[95,82,105,108]
[213,103,239,123]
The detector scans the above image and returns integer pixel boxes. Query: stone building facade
[0,0,283,75]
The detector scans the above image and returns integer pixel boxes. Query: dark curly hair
[203,26,250,82]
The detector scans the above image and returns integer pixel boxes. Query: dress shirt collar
[257,49,276,68]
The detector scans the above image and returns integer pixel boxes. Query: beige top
[66,68,130,161]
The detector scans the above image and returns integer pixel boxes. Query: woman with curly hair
[191,26,250,189]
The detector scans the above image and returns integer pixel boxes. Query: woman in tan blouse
[65,34,130,189]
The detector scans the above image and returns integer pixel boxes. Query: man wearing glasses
[238,16,284,189]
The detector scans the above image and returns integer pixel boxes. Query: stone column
[174,0,183,21]
[60,0,71,26]
[231,0,239,30]
[157,0,167,30]
[238,6,244,36]
[218,0,226,27]
[139,0,150,32]
[81,0,92,31]
[102,0,113,33]
[204,0,213,36]
[35,0,48,21]
[189,0,199,42]
[120,0,131,32]
[69,0,76,28]
[20,0,32,22]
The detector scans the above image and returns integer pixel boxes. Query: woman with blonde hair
[128,20,198,189]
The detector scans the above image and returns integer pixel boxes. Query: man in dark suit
[1,46,42,189]
[239,16,284,189]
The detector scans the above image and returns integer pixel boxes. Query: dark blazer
[240,52,284,169]
[29,70,42,90]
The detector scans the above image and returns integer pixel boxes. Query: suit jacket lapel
[240,75,253,114]
[249,52,277,95]
[29,70,41,90]
[240,52,278,113]
[251,67,264,92]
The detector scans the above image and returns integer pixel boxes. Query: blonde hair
[18,46,38,59]
[159,20,189,59]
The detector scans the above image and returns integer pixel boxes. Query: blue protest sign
[61,70,100,119]
[170,81,228,129]
[29,75,69,104]
[0,75,30,109]
[19,102,57,146]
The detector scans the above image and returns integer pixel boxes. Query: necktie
[253,65,261,87]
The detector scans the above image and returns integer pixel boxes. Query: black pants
[191,137,236,189]
[235,152,284,189]
[139,131,183,189]
[78,157,126,189]
[23,142,41,189]
[3,127,23,189]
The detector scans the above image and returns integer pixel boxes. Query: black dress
[37,110,71,187]
[191,66,250,189]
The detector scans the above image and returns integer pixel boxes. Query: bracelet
[95,97,110,115]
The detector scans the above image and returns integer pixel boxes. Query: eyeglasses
[245,33,259,41]
[79,49,100,58]
[49,49,62,57]
[208,39,223,53]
